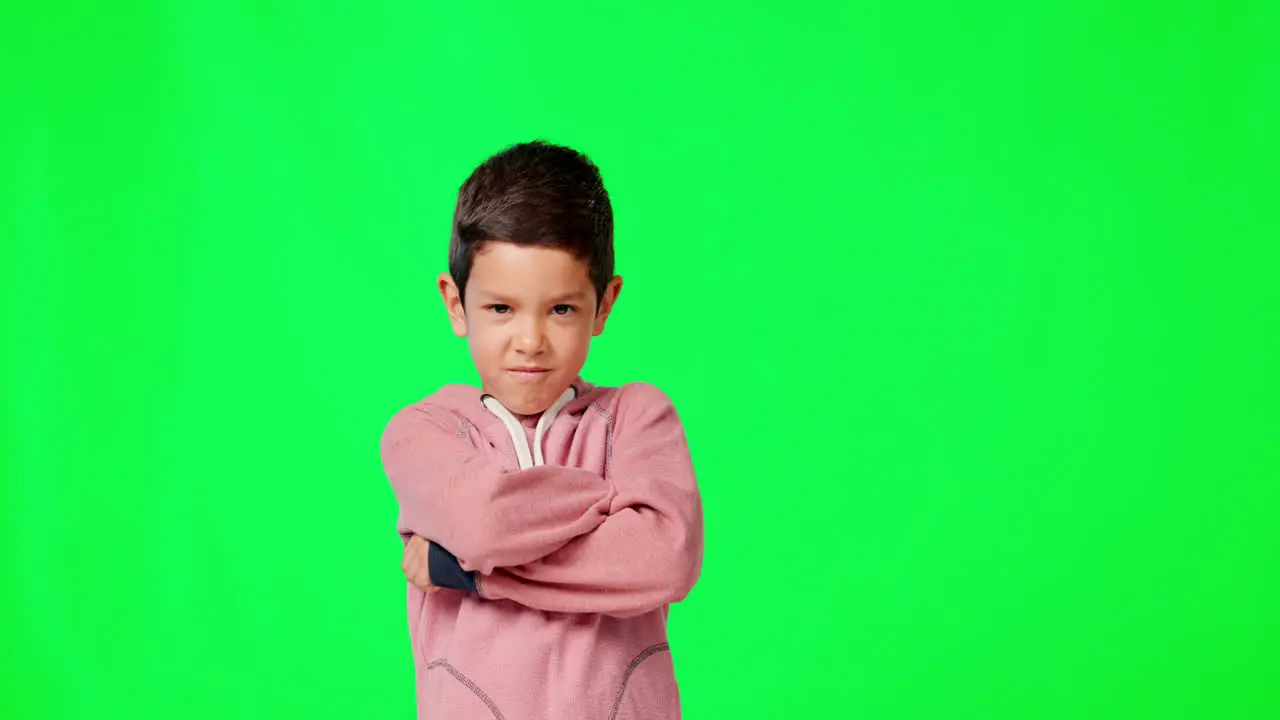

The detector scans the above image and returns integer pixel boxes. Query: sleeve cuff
[427,541,479,593]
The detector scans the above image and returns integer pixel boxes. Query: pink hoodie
[380,378,704,720]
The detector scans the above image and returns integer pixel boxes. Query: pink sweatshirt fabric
[380,378,704,720]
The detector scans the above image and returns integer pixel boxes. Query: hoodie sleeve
[381,402,616,575]
[477,383,704,619]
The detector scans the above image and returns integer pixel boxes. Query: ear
[438,272,468,338]
[592,275,623,336]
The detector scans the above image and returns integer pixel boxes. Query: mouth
[507,367,551,382]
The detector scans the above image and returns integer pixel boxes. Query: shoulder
[621,381,676,407]
[381,384,483,442]
[588,381,674,407]
[424,383,485,413]
[588,382,682,427]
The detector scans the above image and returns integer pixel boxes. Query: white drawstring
[481,386,577,470]
[533,388,576,466]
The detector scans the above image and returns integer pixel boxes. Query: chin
[507,400,550,416]
[488,377,573,416]
[484,385,546,415]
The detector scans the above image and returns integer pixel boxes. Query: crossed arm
[381,383,704,619]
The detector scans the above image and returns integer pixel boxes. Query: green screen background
[3,2,1277,718]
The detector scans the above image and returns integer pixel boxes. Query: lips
[508,367,551,383]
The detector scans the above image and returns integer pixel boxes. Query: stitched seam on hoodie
[415,593,431,667]
[589,402,614,478]
[606,643,671,720]
[427,659,505,720]
[458,418,475,441]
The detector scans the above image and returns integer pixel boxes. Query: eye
[487,304,512,315]
[552,304,575,316]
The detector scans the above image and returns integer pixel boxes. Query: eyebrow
[472,290,590,304]
[549,291,591,303]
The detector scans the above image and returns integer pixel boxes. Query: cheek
[466,325,507,362]
[552,321,593,357]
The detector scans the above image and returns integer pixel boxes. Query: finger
[409,536,429,563]
[403,545,416,570]
[407,554,421,584]
[411,552,431,589]
[407,546,423,575]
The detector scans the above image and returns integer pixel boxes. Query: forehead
[468,242,594,300]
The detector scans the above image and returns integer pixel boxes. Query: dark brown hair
[449,140,614,304]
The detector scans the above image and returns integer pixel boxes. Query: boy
[380,141,704,720]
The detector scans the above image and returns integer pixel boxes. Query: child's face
[439,242,621,416]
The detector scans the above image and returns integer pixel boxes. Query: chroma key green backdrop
[2,2,1277,718]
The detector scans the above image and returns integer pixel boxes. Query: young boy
[380,141,704,720]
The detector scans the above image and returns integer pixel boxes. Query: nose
[513,314,547,355]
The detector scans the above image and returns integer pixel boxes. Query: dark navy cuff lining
[427,540,478,593]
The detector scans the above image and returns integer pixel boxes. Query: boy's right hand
[402,534,439,594]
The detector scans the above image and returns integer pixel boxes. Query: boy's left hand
[402,534,438,594]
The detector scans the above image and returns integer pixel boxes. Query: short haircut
[449,140,614,304]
